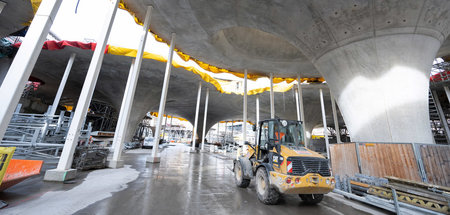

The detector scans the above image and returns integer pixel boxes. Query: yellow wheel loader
[233,119,335,205]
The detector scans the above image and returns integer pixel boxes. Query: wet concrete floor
[1,144,388,215]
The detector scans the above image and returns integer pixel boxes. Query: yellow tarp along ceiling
[29,0,325,95]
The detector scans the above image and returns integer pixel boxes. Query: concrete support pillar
[330,91,341,144]
[201,88,209,151]
[319,89,330,159]
[44,0,119,181]
[295,85,300,121]
[0,0,63,141]
[256,94,260,124]
[148,33,176,163]
[169,116,173,141]
[109,5,152,169]
[242,69,248,154]
[314,34,440,144]
[162,116,168,141]
[0,1,6,14]
[297,75,307,147]
[190,81,202,152]
[445,86,450,104]
[269,73,275,119]
[49,53,76,116]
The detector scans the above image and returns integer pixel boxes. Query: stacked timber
[368,176,450,214]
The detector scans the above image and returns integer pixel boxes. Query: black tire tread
[256,168,280,205]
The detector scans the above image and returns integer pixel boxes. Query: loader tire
[256,167,280,205]
[234,162,250,188]
[299,194,324,205]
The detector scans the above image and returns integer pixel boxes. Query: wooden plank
[330,143,359,177]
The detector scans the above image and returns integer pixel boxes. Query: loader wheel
[299,194,324,205]
[256,167,280,205]
[234,162,250,188]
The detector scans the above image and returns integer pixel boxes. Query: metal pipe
[150,33,176,162]
[201,88,209,151]
[50,53,76,116]
[256,94,260,124]
[191,81,202,151]
[297,75,307,147]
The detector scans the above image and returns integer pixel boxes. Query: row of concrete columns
[0,0,345,182]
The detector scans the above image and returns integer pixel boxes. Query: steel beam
[149,33,176,163]
[297,75,307,147]
[242,69,248,154]
[0,0,63,141]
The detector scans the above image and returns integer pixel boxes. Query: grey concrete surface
[0,144,388,215]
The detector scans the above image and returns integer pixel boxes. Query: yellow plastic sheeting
[0,147,15,186]
[218,120,255,125]
[150,112,188,122]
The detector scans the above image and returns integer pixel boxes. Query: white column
[110,60,134,151]
[217,123,220,143]
[201,88,209,151]
[111,6,152,167]
[295,85,300,121]
[0,0,63,141]
[270,73,275,119]
[0,1,6,14]
[445,86,450,104]
[242,69,248,154]
[162,116,168,141]
[297,75,307,147]
[256,94,260,124]
[149,33,176,163]
[191,81,202,152]
[44,0,119,181]
[49,53,76,116]
[330,91,341,143]
[319,89,330,159]
[169,116,173,141]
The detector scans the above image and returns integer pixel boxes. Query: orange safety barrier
[0,159,43,191]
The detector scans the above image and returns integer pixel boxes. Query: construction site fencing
[330,142,450,187]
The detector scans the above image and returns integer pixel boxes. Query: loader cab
[256,119,305,161]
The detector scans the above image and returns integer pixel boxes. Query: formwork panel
[420,145,450,187]
[358,143,421,182]
[329,143,359,177]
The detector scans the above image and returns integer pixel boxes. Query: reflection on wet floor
[0,144,386,215]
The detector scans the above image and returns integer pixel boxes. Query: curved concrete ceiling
[0,0,33,37]
[7,47,342,140]
[123,0,450,77]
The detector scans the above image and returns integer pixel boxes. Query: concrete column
[148,33,176,163]
[44,0,119,181]
[295,85,300,121]
[297,75,307,147]
[269,73,275,119]
[256,94,260,124]
[49,53,76,116]
[217,123,220,143]
[110,60,134,151]
[169,116,173,141]
[242,69,248,154]
[190,81,202,152]
[0,1,6,14]
[319,89,330,159]
[445,86,450,104]
[314,34,441,144]
[330,91,341,143]
[0,0,63,141]
[110,6,152,167]
[162,116,168,142]
[201,88,209,151]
